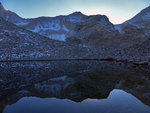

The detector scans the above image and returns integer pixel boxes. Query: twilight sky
[1,0,150,24]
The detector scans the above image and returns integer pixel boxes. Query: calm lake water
[3,89,150,113]
[0,61,150,113]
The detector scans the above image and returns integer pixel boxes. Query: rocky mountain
[0,3,29,26]
[116,6,150,35]
[0,2,150,62]
[114,6,150,62]
[0,16,99,60]
[125,6,150,27]
[0,13,122,61]
[0,2,120,61]
[0,3,116,42]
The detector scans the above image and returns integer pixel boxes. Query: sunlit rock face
[0,61,150,112]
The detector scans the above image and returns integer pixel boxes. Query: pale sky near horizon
[0,0,150,24]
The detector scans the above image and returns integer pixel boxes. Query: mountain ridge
[0,2,150,62]
[0,3,116,42]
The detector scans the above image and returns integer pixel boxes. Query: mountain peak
[124,6,150,25]
[69,11,84,17]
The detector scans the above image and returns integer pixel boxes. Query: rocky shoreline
[0,58,149,67]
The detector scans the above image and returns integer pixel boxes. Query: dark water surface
[0,61,150,113]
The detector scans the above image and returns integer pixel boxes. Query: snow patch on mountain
[63,25,70,32]
[15,21,29,26]
[29,21,61,32]
[48,34,66,41]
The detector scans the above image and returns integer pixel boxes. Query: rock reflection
[0,61,150,113]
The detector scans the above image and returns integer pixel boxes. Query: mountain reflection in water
[0,61,150,113]
[3,89,150,113]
